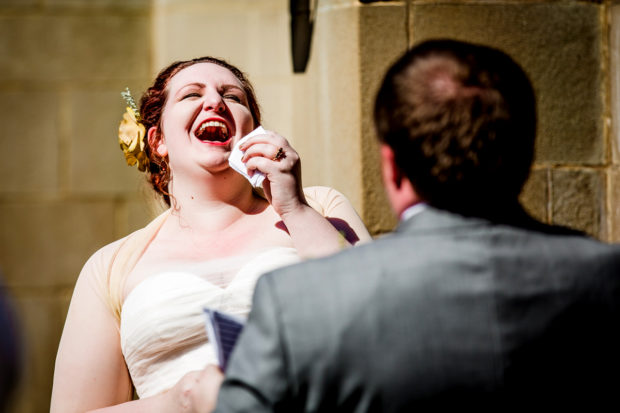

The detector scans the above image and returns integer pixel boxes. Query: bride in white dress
[50,57,370,412]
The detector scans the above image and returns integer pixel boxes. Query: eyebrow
[173,82,204,98]
[175,82,244,95]
[220,84,245,94]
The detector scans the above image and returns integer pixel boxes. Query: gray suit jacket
[216,207,620,412]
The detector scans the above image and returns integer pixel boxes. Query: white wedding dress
[119,247,301,398]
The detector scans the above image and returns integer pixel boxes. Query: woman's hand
[240,129,307,217]
[240,129,371,258]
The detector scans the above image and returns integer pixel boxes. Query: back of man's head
[374,39,536,216]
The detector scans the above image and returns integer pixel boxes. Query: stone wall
[408,1,612,239]
[0,1,154,411]
[1,0,618,412]
[316,0,620,239]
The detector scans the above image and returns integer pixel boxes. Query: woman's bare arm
[51,249,133,413]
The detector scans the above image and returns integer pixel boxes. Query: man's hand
[168,365,225,413]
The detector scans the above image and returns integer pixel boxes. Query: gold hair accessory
[273,147,285,161]
[118,87,149,172]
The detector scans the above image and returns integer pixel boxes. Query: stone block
[152,7,252,73]
[611,4,620,165]
[46,0,149,8]
[291,69,322,186]
[68,88,150,194]
[321,0,363,7]
[252,76,294,142]
[359,2,407,234]
[8,293,69,413]
[410,2,605,166]
[609,167,620,242]
[142,188,169,219]
[0,200,118,288]
[245,7,290,78]
[155,0,284,9]
[519,168,549,224]
[0,90,59,194]
[311,2,363,209]
[118,192,164,237]
[0,14,150,82]
[0,0,38,7]
[152,0,287,77]
[551,168,605,239]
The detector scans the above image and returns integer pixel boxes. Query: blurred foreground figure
[0,274,20,410]
[212,39,620,412]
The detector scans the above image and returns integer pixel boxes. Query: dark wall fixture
[290,0,314,73]
[289,0,388,72]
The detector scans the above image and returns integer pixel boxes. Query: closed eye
[223,94,241,103]
[182,92,201,100]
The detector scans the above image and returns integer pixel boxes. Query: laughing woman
[51,57,370,412]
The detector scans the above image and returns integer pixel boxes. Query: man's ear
[380,144,404,189]
[380,143,420,216]
[148,126,167,157]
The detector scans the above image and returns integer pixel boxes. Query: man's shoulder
[262,208,620,293]
[490,215,620,262]
[264,238,384,281]
[403,206,616,247]
[257,231,416,306]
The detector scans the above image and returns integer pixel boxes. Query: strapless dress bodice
[120,247,300,398]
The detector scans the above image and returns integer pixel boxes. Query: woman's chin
[200,162,237,176]
[196,153,231,169]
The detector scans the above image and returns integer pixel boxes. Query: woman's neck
[167,169,267,233]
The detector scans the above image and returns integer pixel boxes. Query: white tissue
[228,126,267,188]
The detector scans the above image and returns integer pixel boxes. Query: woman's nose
[203,93,225,113]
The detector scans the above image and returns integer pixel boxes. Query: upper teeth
[198,120,228,136]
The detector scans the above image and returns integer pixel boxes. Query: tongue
[197,126,228,142]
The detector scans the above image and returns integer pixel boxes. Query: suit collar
[395,206,485,234]
[395,205,582,237]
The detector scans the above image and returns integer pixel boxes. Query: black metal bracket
[290,0,314,73]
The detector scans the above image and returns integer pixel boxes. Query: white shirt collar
[400,203,427,222]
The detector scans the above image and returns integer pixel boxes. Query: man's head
[374,39,536,217]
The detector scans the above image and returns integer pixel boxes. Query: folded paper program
[203,308,245,371]
[228,126,267,188]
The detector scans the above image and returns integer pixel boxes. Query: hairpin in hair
[121,87,141,121]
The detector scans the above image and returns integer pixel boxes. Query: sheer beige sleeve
[51,239,134,413]
[51,210,170,413]
[303,186,371,245]
[105,210,170,323]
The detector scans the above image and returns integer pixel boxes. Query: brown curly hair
[139,57,262,205]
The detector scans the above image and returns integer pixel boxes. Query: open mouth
[195,120,230,143]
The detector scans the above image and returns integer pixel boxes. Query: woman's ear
[148,126,167,157]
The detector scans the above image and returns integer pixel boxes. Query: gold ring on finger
[273,147,285,161]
